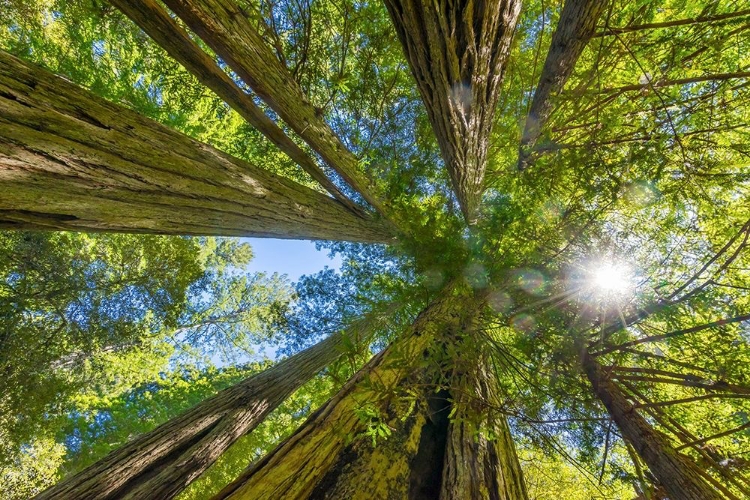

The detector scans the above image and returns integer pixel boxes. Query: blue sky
[242,238,342,282]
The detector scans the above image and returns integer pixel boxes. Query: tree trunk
[214,280,480,499]
[518,0,607,169]
[383,0,521,223]
[0,51,392,243]
[161,0,390,219]
[35,331,350,500]
[109,0,365,217]
[581,350,723,500]
[441,358,528,500]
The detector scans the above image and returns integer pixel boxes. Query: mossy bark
[35,332,347,500]
[215,281,478,499]
[216,283,528,500]
[383,0,521,223]
[441,359,528,500]
[0,51,392,243]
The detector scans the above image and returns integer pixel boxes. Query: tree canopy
[0,0,748,499]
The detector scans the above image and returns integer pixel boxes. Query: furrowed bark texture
[581,351,723,500]
[0,51,393,242]
[441,358,528,500]
[36,332,348,500]
[109,0,365,217]
[384,0,521,223]
[518,0,606,169]
[214,281,479,499]
[307,377,443,499]
[162,0,389,218]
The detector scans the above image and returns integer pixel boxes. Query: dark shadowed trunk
[161,0,390,219]
[581,350,723,500]
[518,0,607,169]
[383,0,521,223]
[35,331,351,500]
[0,51,392,242]
[215,282,528,500]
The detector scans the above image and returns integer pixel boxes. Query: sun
[588,261,633,298]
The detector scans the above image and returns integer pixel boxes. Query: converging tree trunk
[215,282,528,499]
[0,51,392,243]
[441,358,528,500]
[214,281,480,499]
[518,0,607,169]
[581,350,723,500]
[384,0,521,223]
[161,0,390,219]
[109,0,364,217]
[35,328,363,500]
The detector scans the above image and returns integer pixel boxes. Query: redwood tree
[0,0,748,498]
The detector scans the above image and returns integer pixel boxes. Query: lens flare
[588,261,633,299]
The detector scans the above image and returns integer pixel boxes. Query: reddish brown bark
[384,0,522,223]
[518,0,607,170]
[581,351,722,500]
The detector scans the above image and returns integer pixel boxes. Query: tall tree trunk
[441,357,528,500]
[214,280,480,499]
[216,283,528,499]
[581,350,723,500]
[161,0,390,220]
[0,51,392,243]
[383,0,521,223]
[518,0,607,169]
[35,329,357,500]
[109,0,365,217]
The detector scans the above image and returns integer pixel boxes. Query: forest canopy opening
[0,0,748,499]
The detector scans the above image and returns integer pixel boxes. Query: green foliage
[0,232,292,494]
[1,0,750,496]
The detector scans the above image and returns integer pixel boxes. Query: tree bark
[518,0,607,170]
[35,330,351,500]
[440,358,528,500]
[214,280,480,499]
[0,51,393,243]
[109,0,365,217]
[581,350,723,500]
[161,0,389,219]
[384,0,521,224]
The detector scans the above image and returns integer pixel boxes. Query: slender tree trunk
[35,331,350,500]
[109,0,365,217]
[518,0,607,169]
[214,280,480,499]
[384,0,521,223]
[161,0,389,219]
[0,51,392,243]
[581,350,723,500]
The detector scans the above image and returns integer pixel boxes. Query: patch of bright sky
[231,238,342,362]
[241,238,343,283]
